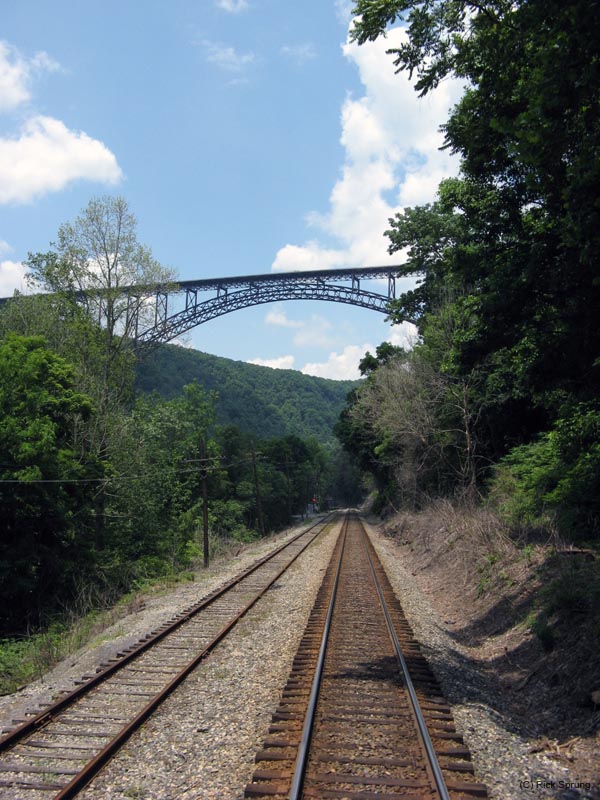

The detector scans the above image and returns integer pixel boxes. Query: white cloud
[272,241,346,272]
[30,51,61,74]
[248,354,295,370]
[0,241,29,296]
[0,259,27,296]
[388,321,419,350]
[297,322,419,381]
[334,0,354,25]
[0,41,60,111]
[202,40,256,74]
[292,315,337,349]
[0,115,122,204]
[272,25,463,272]
[0,41,121,204]
[0,42,30,111]
[264,307,339,349]
[216,0,249,12]
[280,43,317,65]
[265,308,303,328]
[301,342,374,380]
[0,41,61,112]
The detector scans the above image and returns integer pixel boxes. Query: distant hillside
[136,344,359,443]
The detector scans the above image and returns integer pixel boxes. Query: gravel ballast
[76,517,340,800]
[363,519,599,800]
[0,522,330,738]
[1,514,597,799]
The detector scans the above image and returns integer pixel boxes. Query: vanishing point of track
[245,513,488,799]
[0,515,336,799]
[0,513,489,799]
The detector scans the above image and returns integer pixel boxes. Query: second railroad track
[0,514,336,799]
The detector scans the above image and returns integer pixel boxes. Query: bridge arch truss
[132,266,400,347]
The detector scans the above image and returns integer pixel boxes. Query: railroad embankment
[373,500,600,792]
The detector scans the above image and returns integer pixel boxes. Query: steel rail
[245,514,487,800]
[53,515,334,800]
[0,514,332,753]
[0,514,335,798]
[288,514,350,800]
[0,513,332,753]
[362,529,452,800]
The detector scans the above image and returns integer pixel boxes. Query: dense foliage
[341,0,600,536]
[0,197,361,636]
[0,335,100,631]
[136,344,357,445]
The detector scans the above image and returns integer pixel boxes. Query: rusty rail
[245,513,488,799]
[0,514,336,799]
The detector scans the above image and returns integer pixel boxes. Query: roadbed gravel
[1,514,597,799]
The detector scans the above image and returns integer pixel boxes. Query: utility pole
[283,457,292,522]
[200,436,209,568]
[251,447,265,537]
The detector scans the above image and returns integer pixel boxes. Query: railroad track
[0,514,337,799]
[244,513,489,800]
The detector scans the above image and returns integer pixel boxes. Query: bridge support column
[154,292,168,328]
[388,275,396,300]
[185,287,198,310]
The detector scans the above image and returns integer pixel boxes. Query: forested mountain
[136,344,358,444]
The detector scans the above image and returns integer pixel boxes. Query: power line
[0,454,272,485]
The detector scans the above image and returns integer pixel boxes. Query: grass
[387,496,600,655]
[0,529,271,697]
[0,608,126,695]
[0,565,203,696]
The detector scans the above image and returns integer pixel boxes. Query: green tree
[24,196,177,412]
[0,334,100,632]
[104,395,194,572]
[27,196,176,344]
[490,404,600,538]
[351,0,600,423]
[347,1,600,526]
[18,198,179,551]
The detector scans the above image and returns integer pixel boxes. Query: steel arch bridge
[0,266,402,347]
[130,266,400,347]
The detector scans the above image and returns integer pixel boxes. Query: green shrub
[0,639,38,694]
[489,435,560,527]
[489,404,600,538]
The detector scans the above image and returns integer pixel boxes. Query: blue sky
[0,0,462,379]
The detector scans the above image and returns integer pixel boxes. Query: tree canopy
[26,196,176,343]
[136,343,358,445]
[0,334,100,630]
[341,0,600,535]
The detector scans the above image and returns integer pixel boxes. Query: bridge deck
[0,265,401,304]
[172,265,400,293]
